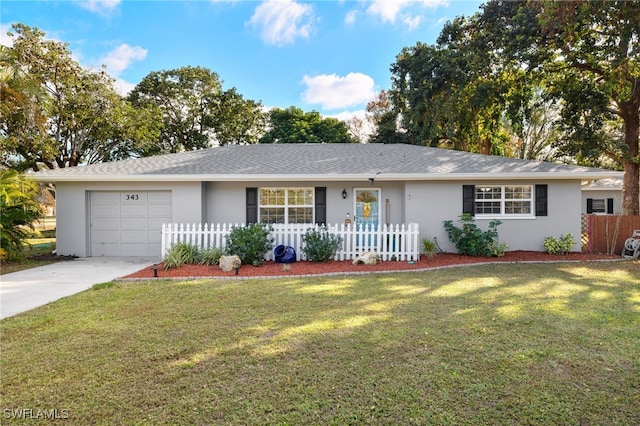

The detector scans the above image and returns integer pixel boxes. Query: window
[475,185,533,217]
[590,199,606,213]
[259,188,313,224]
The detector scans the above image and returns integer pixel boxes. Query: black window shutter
[607,198,614,214]
[315,187,326,225]
[462,185,475,215]
[535,184,548,216]
[246,188,258,224]
[586,198,594,214]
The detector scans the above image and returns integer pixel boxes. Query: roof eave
[33,171,623,183]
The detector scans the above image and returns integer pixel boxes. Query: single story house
[34,143,621,257]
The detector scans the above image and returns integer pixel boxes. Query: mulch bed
[123,251,622,279]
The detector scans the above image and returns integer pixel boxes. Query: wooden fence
[161,222,421,261]
[584,215,640,255]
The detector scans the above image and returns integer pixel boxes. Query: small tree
[0,170,44,260]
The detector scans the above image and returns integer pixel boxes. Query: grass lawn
[0,239,57,275]
[1,261,639,424]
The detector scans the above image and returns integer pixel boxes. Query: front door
[355,188,380,229]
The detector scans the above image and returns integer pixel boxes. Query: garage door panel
[120,230,147,242]
[121,217,148,229]
[90,191,172,257]
[92,192,120,204]
[92,230,120,243]
[91,218,120,231]
[121,204,148,216]
[92,204,120,217]
[148,204,172,217]
[92,243,120,257]
[148,192,171,203]
[120,193,148,203]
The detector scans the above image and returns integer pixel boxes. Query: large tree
[389,1,639,214]
[128,66,266,153]
[534,0,639,215]
[259,106,355,144]
[1,24,158,171]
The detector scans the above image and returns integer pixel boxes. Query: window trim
[258,187,315,225]
[474,185,535,219]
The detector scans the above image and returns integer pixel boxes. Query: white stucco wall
[55,181,205,257]
[405,180,583,252]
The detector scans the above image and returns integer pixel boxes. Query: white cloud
[97,44,147,95]
[99,43,147,75]
[74,0,121,15]
[366,0,448,26]
[345,10,359,25]
[403,15,422,30]
[248,0,315,46]
[302,72,376,110]
[0,23,14,47]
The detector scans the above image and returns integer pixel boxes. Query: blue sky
[1,0,483,120]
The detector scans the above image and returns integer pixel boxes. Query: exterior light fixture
[342,189,348,199]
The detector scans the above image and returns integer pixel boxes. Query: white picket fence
[161,222,421,261]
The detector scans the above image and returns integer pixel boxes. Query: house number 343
[126,194,139,200]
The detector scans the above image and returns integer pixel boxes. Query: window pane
[476,186,501,200]
[592,199,606,213]
[260,189,285,206]
[505,201,531,214]
[476,202,501,214]
[288,189,313,206]
[288,207,313,224]
[505,186,531,199]
[260,208,285,224]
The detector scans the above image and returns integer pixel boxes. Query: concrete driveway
[0,257,158,320]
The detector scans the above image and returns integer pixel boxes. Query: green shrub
[543,233,574,255]
[163,242,200,270]
[302,227,343,262]
[421,237,438,259]
[225,223,274,266]
[443,213,507,257]
[199,247,225,266]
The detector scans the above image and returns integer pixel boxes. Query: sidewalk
[0,257,157,320]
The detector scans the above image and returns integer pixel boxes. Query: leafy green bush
[199,247,225,266]
[443,213,507,257]
[543,233,574,255]
[302,227,343,262]
[225,223,274,266]
[163,242,200,270]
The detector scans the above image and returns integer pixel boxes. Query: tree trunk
[620,98,640,215]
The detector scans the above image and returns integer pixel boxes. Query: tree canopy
[0,24,160,171]
[128,66,266,154]
[259,106,355,144]
[388,0,639,214]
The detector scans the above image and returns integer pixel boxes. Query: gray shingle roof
[34,143,621,182]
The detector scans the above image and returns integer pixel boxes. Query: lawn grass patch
[1,262,639,424]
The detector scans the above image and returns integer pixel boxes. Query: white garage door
[90,191,172,257]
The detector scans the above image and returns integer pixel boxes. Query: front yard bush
[163,242,200,269]
[302,227,343,262]
[226,223,274,266]
[443,213,507,257]
[543,233,575,254]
